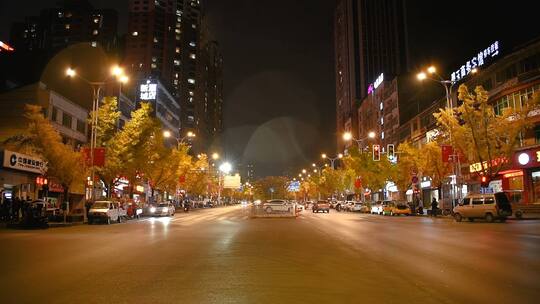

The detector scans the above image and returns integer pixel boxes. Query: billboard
[223,175,241,189]
[287,181,300,192]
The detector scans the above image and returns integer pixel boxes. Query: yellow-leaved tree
[434,84,540,179]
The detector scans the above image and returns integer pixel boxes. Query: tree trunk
[63,184,70,223]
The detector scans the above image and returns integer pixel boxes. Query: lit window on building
[65,24,71,30]
[380,102,383,110]
[189,41,196,47]
[190,53,196,59]
[132,31,138,36]
[174,60,180,66]
[152,57,157,62]
[188,78,195,84]
[93,30,99,35]
[151,63,157,69]
[175,29,181,34]
[176,35,181,41]
[91,41,97,47]
[381,117,384,125]
[93,18,100,24]
[153,37,158,43]
[176,47,180,53]
[381,132,385,139]
[192,24,196,29]
[189,91,194,96]
[58,11,64,18]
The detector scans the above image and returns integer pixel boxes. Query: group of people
[0,196,37,222]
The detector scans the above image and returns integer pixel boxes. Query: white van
[88,201,124,224]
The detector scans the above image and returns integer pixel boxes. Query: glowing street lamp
[219,162,232,174]
[321,153,343,169]
[66,68,77,77]
[212,153,220,160]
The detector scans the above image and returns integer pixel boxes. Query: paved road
[0,206,539,304]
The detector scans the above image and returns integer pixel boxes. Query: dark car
[313,200,330,213]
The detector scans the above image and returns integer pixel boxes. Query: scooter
[183,204,190,213]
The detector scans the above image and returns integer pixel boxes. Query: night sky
[1,0,540,177]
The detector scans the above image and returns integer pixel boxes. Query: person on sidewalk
[431,198,438,217]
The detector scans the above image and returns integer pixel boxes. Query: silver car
[262,200,292,213]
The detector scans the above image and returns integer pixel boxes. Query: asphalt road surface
[1,206,539,304]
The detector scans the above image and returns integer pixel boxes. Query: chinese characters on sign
[140,83,157,100]
[451,41,500,82]
[367,73,384,95]
[2,150,46,174]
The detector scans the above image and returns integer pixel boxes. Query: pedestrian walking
[431,197,438,217]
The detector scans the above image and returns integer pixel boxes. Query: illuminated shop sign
[367,73,384,95]
[2,150,46,174]
[140,82,157,100]
[451,41,499,82]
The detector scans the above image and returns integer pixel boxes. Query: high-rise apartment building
[126,0,223,150]
[10,0,118,53]
[335,0,408,150]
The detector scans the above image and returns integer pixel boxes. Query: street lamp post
[163,130,196,149]
[343,131,376,152]
[321,153,343,170]
[311,163,326,200]
[218,162,232,206]
[417,66,475,204]
[66,66,128,203]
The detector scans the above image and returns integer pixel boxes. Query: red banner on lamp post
[441,145,453,163]
[354,178,362,189]
[82,148,106,166]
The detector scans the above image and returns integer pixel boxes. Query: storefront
[0,150,46,202]
[468,147,540,204]
[502,147,540,204]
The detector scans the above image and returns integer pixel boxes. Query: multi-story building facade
[334,0,408,151]
[195,18,223,150]
[398,38,540,205]
[125,0,222,150]
[0,82,89,202]
[9,0,118,53]
[356,75,400,151]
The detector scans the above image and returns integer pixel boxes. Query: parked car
[371,201,383,214]
[382,201,395,216]
[391,202,411,216]
[88,201,124,224]
[453,193,512,223]
[347,202,366,212]
[313,200,330,213]
[149,202,176,217]
[263,200,292,213]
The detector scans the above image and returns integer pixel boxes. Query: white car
[371,202,383,215]
[149,202,176,216]
[349,202,365,212]
[262,200,292,213]
[88,201,124,224]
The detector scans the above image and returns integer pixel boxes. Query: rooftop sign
[451,41,499,82]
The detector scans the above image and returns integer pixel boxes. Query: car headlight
[150,207,156,213]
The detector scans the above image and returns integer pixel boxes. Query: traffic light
[387,144,395,160]
[480,175,489,188]
[373,144,381,161]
